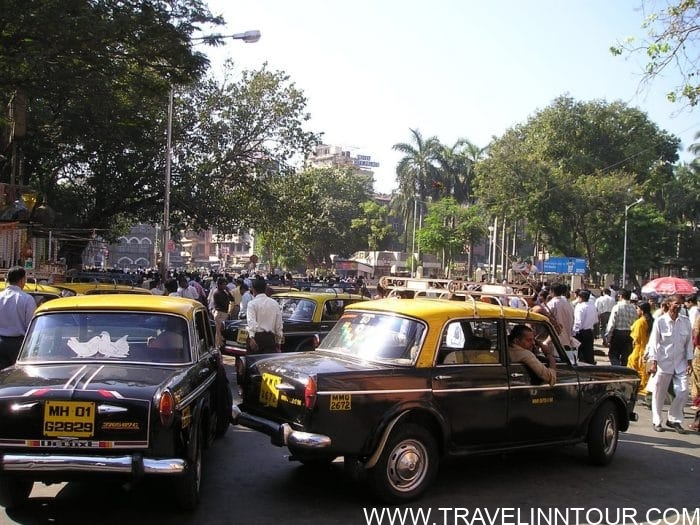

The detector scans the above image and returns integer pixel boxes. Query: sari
[627,315,650,393]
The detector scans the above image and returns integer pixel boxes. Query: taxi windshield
[318,311,425,365]
[20,312,191,364]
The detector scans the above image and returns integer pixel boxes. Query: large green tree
[164,62,320,236]
[416,198,487,277]
[0,0,224,266]
[261,166,373,272]
[474,96,680,285]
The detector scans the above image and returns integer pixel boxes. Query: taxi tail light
[304,376,317,410]
[159,390,175,426]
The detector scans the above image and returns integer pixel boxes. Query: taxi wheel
[367,423,438,503]
[0,476,32,509]
[587,400,619,465]
[176,426,202,510]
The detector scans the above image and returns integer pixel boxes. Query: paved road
[1,356,698,525]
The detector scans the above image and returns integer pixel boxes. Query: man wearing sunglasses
[647,294,694,433]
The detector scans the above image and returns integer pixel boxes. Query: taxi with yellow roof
[52,282,151,296]
[234,297,640,503]
[0,294,231,510]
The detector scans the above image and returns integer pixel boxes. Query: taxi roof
[344,297,547,323]
[272,291,368,301]
[0,281,63,294]
[34,294,203,316]
[53,282,151,294]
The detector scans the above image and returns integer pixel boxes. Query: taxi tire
[176,426,202,510]
[0,476,32,509]
[367,423,438,503]
[587,400,619,466]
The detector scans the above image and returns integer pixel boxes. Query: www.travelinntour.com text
[362,507,700,525]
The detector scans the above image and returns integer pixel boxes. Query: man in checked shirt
[604,288,637,366]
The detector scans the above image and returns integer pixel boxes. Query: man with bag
[647,294,694,433]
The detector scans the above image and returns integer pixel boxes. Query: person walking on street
[573,289,598,364]
[605,288,637,366]
[628,301,653,394]
[546,283,576,350]
[0,267,36,369]
[246,278,283,354]
[212,277,232,351]
[595,288,615,343]
[647,294,694,433]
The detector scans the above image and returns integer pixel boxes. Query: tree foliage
[165,63,320,236]
[611,0,700,107]
[0,0,224,265]
[416,198,488,275]
[474,96,680,283]
[260,166,373,271]
[350,200,397,251]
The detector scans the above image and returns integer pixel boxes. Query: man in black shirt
[212,277,231,351]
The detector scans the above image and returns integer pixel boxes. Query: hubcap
[386,439,428,492]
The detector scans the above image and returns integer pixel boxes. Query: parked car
[233,298,640,503]
[0,295,232,510]
[222,290,368,356]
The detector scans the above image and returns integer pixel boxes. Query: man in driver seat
[508,324,557,386]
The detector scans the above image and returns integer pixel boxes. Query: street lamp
[162,30,261,278]
[622,197,644,289]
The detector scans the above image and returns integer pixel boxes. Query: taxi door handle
[434,375,452,380]
[510,372,524,378]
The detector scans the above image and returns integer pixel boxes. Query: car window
[319,311,426,365]
[194,308,213,358]
[505,320,562,364]
[437,319,500,365]
[20,312,191,364]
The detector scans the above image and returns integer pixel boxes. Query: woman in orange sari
[628,301,653,394]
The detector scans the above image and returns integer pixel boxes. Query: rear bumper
[232,406,331,450]
[1,453,185,476]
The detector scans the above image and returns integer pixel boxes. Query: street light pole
[622,197,643,289]
[161,30,261,279]
[411,197,418,277]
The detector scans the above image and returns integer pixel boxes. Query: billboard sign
[539,257,587,275]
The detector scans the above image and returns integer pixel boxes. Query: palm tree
[392,129,442,250]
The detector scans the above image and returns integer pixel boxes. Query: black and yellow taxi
[52,282,152,297]
[0,281,63,306]
[0,295,232,510]
[233,297,640,503]
[222,290,368,355]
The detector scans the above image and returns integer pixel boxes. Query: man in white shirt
[0,267,36,368]
[573,289,598,364]
[547,283,576,349]
[176,275,198,300]
[246,279,283,354]
[685,294,698,327]
[594,288,615,341]
[647,294,694,433]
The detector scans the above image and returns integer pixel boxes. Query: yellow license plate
[259,373,281,408]
[44,401,96,437]
[236,329,249,345]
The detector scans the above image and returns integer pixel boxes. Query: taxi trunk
[238,351,385,428]
[0,363,177,452]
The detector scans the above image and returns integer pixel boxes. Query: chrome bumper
[1,453,185,475]
[233,408,331,450]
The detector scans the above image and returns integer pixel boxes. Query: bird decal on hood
[67,332,130,358]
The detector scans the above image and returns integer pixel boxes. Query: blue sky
[204,1,699,194]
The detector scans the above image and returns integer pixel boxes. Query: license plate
[236,329,249,345]
[43,401,96,437]
[259,373,281,408]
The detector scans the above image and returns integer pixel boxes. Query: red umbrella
[640,276,696,295]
